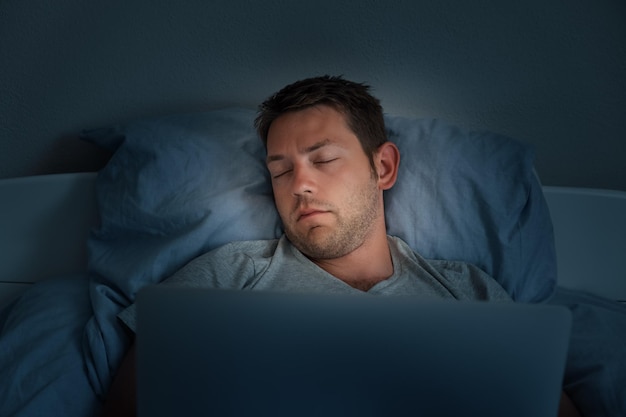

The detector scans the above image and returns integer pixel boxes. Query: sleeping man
[102,75,581,417]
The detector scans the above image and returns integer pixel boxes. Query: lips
[297,208,329,222]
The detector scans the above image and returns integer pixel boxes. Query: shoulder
[388,235,511,301]
[206,239,280,260]
[117,239,281,333]
[191,238,279,265]
[164,239,280,287]
[428,259,512,301]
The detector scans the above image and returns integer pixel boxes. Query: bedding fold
[0,275,101,417]
[83,278,133,400]
[547,286,626,417]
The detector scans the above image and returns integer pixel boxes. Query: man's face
[265,105,382,260]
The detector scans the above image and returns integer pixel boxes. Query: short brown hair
[255,75,388,164]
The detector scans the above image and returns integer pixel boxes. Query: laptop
[136,286,571,417]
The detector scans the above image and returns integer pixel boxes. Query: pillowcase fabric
[384,115,556,302]
[81,108,556,304]
[83,108,282,301]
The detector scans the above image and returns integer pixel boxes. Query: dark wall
[1,0,624,190]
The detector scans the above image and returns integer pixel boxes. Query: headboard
[543,186,626,301]
[0,173,97,306]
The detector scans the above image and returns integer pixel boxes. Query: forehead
[266,105,358,153]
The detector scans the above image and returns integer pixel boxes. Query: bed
[0,108,624,417]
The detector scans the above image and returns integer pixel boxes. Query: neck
[310,225,394,291]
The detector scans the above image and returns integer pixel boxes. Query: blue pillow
[82,108,556,303]
[83,109,282,301]
[385,115,556,302]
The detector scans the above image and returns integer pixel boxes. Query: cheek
[271,187,292,217]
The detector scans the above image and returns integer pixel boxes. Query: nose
[291,164,316,197]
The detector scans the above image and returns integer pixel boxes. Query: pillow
[385,115,556,302]
[83,109,282,301]
[81,108,556,303]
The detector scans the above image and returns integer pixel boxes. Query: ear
[374,141,400,191]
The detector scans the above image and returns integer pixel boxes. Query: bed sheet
[0,277,624,417]
[547,287,626,417]
[0,275,101,417]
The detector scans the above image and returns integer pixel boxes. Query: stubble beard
[284,178,381,261]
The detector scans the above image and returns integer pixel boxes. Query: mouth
[297,209,329,222]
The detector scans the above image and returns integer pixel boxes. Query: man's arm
[101,341,137,417]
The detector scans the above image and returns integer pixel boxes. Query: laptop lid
[136,286,571,417]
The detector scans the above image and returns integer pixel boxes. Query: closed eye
[315,158,338,165]
[272,169,292,179]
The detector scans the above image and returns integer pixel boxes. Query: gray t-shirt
[119,235,511,331]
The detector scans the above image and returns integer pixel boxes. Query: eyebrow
[266,138,333,164]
